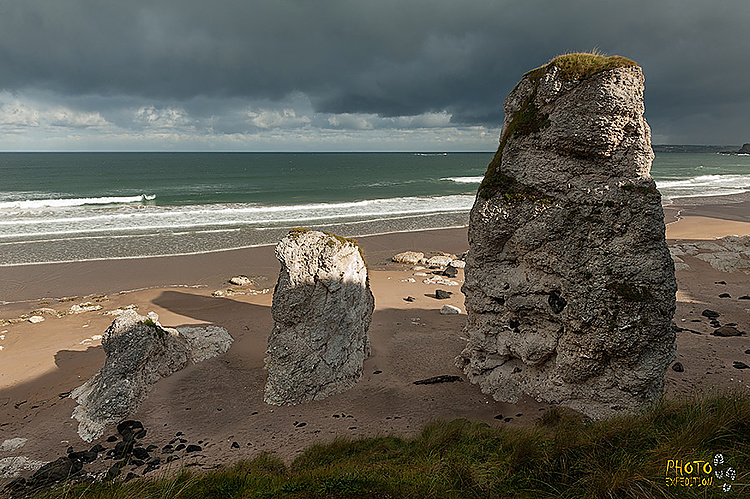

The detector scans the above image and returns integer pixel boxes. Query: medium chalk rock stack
[457,54,677,419]
[71,310,233,441]
[265,229,374,405]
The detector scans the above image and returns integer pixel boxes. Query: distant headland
[653,144,749,154]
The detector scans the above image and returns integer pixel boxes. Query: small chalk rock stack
[265,229,374,405]
[457,54,677,419]
[71,311,233,441]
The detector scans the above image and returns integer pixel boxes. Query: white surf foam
[441,176,484,183]
[0,194,156,210]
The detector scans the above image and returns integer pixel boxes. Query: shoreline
[2,197,750,483]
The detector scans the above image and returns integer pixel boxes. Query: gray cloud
[0,0,748,147]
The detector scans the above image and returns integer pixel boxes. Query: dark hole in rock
[548,290,567,314]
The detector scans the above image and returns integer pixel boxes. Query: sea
[1,152,749,267]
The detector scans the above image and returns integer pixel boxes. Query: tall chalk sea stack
[457,54,677,418]
[265,229,374,405]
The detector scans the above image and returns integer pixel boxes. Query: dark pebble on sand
[702,309,720,319]
[516,413,523,417]
[733,361,750,370]
[739,295,750,300]
[231,442,240,449]
[404,296,415,302]
[176,432,184,436]
[715,281,727,285]
[107,435,118,442]
[672,362,684,372]
[133,447,150,460]
[186,445,202,453]
[719,293,731,298]
[175,444,186,451]
[504,417,513,422]
[146,445,158,453]
[166,455,179,463]
[494,414,503,420]
[373,370,382,374]
[713,326,744,337]
[745,349,750,354]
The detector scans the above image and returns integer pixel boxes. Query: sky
[0,0,748,152]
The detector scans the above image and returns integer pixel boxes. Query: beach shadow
[151,290,268,325]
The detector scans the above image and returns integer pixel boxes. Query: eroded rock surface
[264,229,374,405]
[71,310,232,441]
[457,54,677,419]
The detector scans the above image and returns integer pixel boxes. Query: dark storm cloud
[0,0,748,143]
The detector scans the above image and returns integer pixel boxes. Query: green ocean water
[0,152,748,266]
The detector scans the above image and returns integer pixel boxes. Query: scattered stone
[231,442,240,449]
[0,438,27,452]
[441,265,459,278]
[265,230,374,406]
[457,55,677,419]
[440,305,461,315]
[413,375,463,385]
[185,445,202,453]
[229,275,254,286]
[373,370,382,374]
[733,361,749,370]
[423,276,460,286]
[702,309,720,319]
[435,289,452,299]
[0,456,45,480]
[106,436,118,443]
[713,326,745,337]
[70,311,233,441]
[392,251,425,265]
[493,414,504,420]
[30,456,83,485]
[739,295,750,300]
[449,260,466,269]
[68,303,103,314]
[425,253,457,267]
[161,445,174,454]
[715,281,727,285]
[400,277,416,283]
[745,349,750,355]
[672,362,684,373]
[175,444,186,451]
[132,447,150,460]
[404,296,415,302]
[27,315,45,323]
[719,293,731,298]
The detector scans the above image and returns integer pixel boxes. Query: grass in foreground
[19,393,750,498]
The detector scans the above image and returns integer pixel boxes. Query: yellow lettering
[666,459,675,475]
[703,461,712,475]
[684,461,693,475]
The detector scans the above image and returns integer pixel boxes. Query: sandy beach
[2,199,750,483]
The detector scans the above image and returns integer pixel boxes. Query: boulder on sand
[265,229,374,405]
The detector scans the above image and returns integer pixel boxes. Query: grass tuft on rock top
[525,50,637,83]
[478,51,636,200]
[26,393,750,498]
